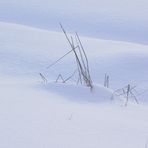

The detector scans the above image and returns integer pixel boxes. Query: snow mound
[39,82,114,103]
[1,22,148,148]
[1,21,148,101]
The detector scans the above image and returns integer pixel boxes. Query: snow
[1,76,148,148]
[0,0,148,44]
[0,22,148,148]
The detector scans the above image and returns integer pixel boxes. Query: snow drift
[1,22,148,148]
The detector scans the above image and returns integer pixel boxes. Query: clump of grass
[104,73,109,88]
[112,84,139,106]
[47,24,93,90]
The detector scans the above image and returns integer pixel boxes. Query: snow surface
[0,22,148,148]
[0,0,148,44]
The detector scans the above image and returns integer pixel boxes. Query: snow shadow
[38,82,113,103]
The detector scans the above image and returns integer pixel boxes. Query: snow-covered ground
[0,22,148,148]
[0,0,148,44]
